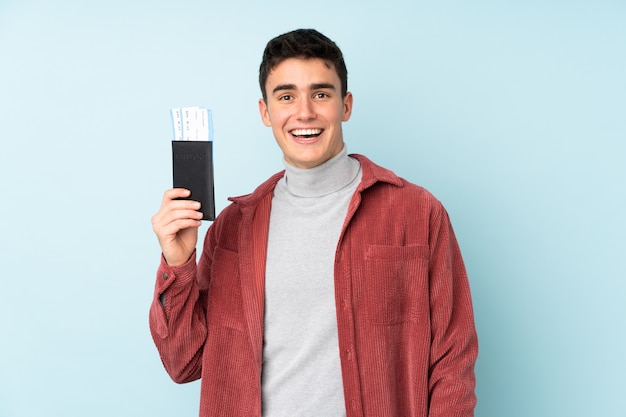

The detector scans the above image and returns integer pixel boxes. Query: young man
[150,29,478,417]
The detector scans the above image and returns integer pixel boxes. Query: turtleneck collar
[282,146,361,198]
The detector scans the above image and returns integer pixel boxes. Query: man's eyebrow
[271,83,337,95]
[311,83,336,91]
[272,84,296,94]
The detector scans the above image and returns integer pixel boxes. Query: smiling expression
[259,58,353,169]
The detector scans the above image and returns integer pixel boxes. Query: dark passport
[172,140,215,221]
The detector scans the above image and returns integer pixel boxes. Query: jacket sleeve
[427,203,478,417]
[149,224,217,384]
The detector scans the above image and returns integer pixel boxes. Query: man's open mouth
[290,128,323,139]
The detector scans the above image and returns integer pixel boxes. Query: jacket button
[161,272,168,280]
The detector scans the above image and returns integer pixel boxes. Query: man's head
[259,29,348,102]
[258,29,353,169]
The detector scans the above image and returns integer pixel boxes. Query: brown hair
[259,29,348,101]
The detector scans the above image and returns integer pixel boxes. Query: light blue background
[1,0,624,416]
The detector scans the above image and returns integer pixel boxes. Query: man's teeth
[291,129,322,137]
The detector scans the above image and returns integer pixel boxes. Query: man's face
[259,58,353,169]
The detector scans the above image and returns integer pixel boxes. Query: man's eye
[314,93,329,99]
[279,95,292,101]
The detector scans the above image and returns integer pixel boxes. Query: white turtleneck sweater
[262,147,362,417]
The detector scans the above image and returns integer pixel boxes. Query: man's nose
[296,98,316,120]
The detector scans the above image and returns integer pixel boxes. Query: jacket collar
[228,153,404,210]
[351,153,404,191]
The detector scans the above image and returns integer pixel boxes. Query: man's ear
[259,98,272,127]
[342,92,354,122]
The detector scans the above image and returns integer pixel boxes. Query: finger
[161,199,202,213]
[154,196,201,221]
[161,188,198,208]
[157,217,202,238]
[163,188,191,202]
[153,208,203,232]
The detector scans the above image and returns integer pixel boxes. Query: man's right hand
[151,188,203,266]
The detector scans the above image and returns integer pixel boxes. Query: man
[150,29,478,417]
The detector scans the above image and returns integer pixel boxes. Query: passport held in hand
[170,107,216,221]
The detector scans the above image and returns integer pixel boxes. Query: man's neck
[282,147,360,198]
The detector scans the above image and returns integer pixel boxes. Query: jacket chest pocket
[362,245,429,325]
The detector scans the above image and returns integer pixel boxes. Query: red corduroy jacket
[150,154,478,417]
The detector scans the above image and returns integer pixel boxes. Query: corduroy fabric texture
[149,154,478,417]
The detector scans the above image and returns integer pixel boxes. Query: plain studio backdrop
[1,1,624,416]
